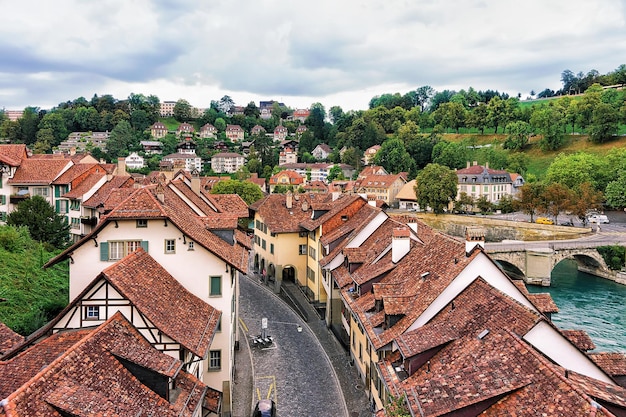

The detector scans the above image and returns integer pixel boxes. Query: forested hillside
[0,226,68,336]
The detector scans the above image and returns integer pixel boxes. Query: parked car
[587,214,609,224]
[560,220,574,227]
[535,217,554,225]
[253,399,276,417]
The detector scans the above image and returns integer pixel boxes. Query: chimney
[191,171,201,195]
[485,161,489,169]
[465,227,485,256]
[466,161,470,168]
[392,227,411,263]
[156,182,165,204]
[117,157,127,176]
[286,191,293,209]
[473,161,478,166]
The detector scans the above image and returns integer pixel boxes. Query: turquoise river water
[527,259,626,352]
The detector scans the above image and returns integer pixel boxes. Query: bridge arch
[493,259,525,280]
[551,249,611,278]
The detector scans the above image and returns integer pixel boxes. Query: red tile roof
[7,158,72,184]
[48,180,249,273]
[0,144,28,166]
[0,322,23,357]
[562,329,597,351]
[99,249,221,357]
[0,313,207,417]
[590,352,626,377]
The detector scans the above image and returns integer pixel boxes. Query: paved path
[233,274,350,417]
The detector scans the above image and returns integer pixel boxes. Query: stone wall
[404,213,592,242]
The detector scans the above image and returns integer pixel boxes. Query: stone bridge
[486,242,613,286]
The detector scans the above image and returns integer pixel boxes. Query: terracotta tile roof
[0,144,28,166]
[456,164,509,175]
[83,175,136,207]
[52,163,99,184]
[0,322,24,357]
[250,193,316,234]
[269,169,304,185]
[62,173,105,199]
[47,181,250,274]
[590,352,626,377]
[206,193,249,217]
[0,313,206,417]
[527,292,559,314]
[300,194,366,231]
[7,158,72,184]
[355,173,405,190]
[396,329,615,417]
[346,226,479,349]
[566,370,626,411]
[562,329,597,351]
[100,249,221,358]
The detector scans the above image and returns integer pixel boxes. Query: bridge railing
[486,240,622,253]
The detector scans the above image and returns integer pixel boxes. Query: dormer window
[136,219,148,228]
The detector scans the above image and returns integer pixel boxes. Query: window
[307,266,315,283]
[136,219,148,228]
[210,275,222,296]
[188,241,194,250]
[165,239,176,254]
[101,240,146,261]
[308,246,316,260]
[270,243,274,254]
[70,200,80,211]
[56,200,69,214]
[71,217,80,229]
[209,350,221,371]
[85,305,99,320]
[32,187,49,197]
[299,244,307,255]
[0,212,5,222]
[261,239,266,250]
[0,195,6,205]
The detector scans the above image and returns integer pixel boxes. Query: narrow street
[233,275,348,417]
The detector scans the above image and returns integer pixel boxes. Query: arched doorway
[282,266,296,283]
[254,254,260,272]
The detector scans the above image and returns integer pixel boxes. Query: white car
[587,214,609,224]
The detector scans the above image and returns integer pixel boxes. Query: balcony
[80,216,97,226]
[10,191,30,204]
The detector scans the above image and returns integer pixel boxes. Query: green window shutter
[54,186,60,198]
[55,200,60,212]
[100,242,109,261]
[0,195,5,205]
[140,241,149,252]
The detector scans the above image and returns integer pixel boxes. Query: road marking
[239,318,248,333]
[255,375,277,403]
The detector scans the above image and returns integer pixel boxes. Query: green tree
[373,138,416,176]
[432,102,466,133]
[542,182,573,224]
[530,105,565,151]
[74,106,100,131]
[385,394,410,417]
[466,104,489,134]
[545,152,609,191]
[475,195,493,214]
[38,112,68,148]
[106,120,136,160]
[487,96,507,133]
[214,117,227,132]
[588,102,619,143]
[130,109,152,132]
[33,128,54,154]
[503,121,531,150]
[7,196,70,249]
[605,171,626,209]
[414,163,458,214]
[326,165,345,182]
[209,179,263,205]
[570,182,604,225]
[173,99,193,122]
[456,192,474,213]
[513,182,546,222]
[431,141,467,169]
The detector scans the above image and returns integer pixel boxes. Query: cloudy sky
[1,0,625,112]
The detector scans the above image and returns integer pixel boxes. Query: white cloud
[1,0,625,111]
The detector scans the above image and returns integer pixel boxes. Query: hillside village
[0,129,625,417]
